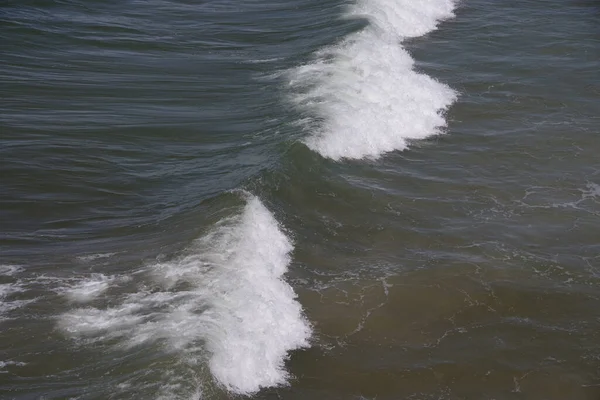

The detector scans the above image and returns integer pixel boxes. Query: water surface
[1,0,599,399]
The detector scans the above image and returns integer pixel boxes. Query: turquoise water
[1,0,599,398]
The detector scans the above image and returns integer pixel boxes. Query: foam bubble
[60,195,311,395]
[290,0,457,160]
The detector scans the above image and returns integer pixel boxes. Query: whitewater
[290,0,457,160]
[59,195,311,396]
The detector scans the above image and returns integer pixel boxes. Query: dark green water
[1,0,599,399]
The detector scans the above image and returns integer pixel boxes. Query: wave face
[60,195,311,395]
[290,0,458,160]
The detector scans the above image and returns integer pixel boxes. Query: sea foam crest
[290,0,457,160]
[60,196,311,395]
[191,196,311,394]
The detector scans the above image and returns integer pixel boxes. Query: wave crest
[290,0,457,160]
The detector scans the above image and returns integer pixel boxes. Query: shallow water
[1,0,599,399]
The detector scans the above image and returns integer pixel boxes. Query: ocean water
[1,0,599,399]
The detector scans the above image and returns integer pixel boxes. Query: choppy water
[1,0,599,399]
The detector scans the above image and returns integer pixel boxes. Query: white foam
[0,360,27,373]
[0,265,22,276]
[76,252,117,262]
[0,283,20,299]
[0,282,31,319]
[59,195,311,395]
[290,0,457,160]
[583,183,600,199]
[60,303,146,336]
[64,274,118,303]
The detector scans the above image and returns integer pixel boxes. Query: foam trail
[76,252,117,262]
[0,266,32,320]
[0,265,22,276]
[290,0,457,160]
[0,360,27,373]
[64,274,117,303]
[60,195,311,396]
[0,283,24,318]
